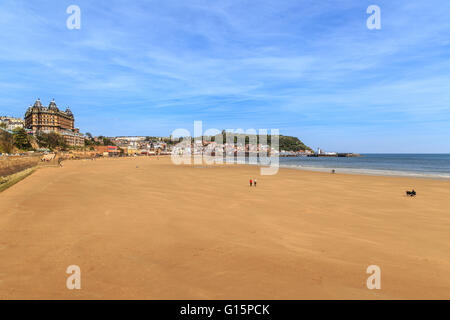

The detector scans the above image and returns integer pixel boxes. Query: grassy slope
[0,167,37,193]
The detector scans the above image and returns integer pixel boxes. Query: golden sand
[1,156,450,299]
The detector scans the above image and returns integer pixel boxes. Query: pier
[307,153,361,158]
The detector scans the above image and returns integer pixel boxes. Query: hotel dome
[48,99,59,112]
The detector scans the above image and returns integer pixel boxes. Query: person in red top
[249,179,253,187]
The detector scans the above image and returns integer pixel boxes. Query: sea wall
[0,155,41,178]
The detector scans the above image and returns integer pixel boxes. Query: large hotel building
[24,99,85,147]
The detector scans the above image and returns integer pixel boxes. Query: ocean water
[277,154,450,179]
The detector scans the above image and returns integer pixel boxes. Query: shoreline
[277,164,450,180]
[188,156,450,180]
[194,161,450,181]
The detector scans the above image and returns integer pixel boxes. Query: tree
[36,132,67,150]
[12,128,32,150]
[84,132,99,147]
[278,135,311,151]
[102,137,115,146]
[0,130,14,153]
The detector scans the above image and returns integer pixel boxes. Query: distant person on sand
[254,178,257,187]
[249,179,252,187]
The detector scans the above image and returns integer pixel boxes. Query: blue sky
[0,0,449,152]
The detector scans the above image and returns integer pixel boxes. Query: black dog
[406,190,417,197]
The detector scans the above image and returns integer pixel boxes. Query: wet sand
[0,156,450,299]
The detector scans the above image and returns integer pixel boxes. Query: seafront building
[115,136,146,142]
[25,99,74,132]
[0,116,24,131]
[24,99,85,147]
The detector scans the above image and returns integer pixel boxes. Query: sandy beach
[0,156,450,299]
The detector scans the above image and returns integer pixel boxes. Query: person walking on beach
[254,178,257,187]
[249,179,253,187]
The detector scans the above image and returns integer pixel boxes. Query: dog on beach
[406,190,416,197]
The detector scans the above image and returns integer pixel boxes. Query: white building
[115,136,146,142]
[0,116,24,131]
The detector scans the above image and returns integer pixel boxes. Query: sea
[277,154,450,179]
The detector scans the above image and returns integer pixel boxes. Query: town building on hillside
[0,116,24,131]
[24,98,84,147]
[115,136,146,142]
[60,129,85,147]
[93,145,120,156]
